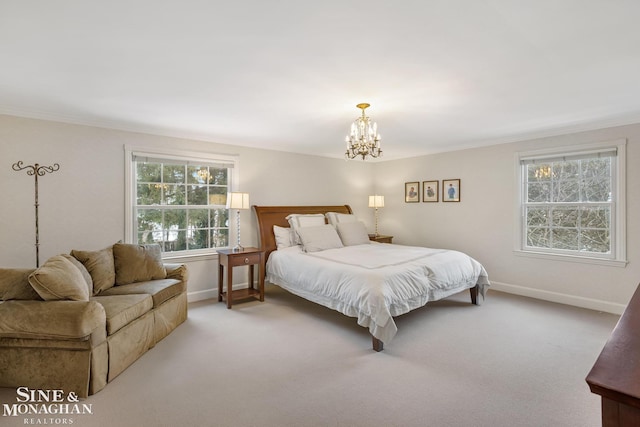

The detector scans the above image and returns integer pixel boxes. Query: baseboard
[490,281,626,315]
[187,289,217,303]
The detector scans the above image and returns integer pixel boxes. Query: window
[125,147,239,257]
[516,140,626,266]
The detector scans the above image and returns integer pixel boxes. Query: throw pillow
[28,255,90,301]
[273,225,295,249]
[112,243,166,285]
[0,268,42,300]
[336,221,371,246]
[61,253,94,295]
[286,214,326,244]
[325,212,357,227]
[71,245,116,294]
[296,224,344,253]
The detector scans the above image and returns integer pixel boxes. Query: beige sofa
[0,243,188,398]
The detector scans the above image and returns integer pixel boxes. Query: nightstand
[369,234,393,244]
[217,247,265,309]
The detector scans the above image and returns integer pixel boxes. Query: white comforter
[266,243,490,344]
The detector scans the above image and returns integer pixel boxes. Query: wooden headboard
[253,205,353,261]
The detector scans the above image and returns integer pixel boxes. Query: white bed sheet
[266,243,490,344]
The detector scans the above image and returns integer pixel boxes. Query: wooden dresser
[586,283,640,426]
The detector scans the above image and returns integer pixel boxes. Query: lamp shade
[226,192,250,210]
[368,195,385,208]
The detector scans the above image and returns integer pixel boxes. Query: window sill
[162,251,221,263]
[513,249,628,268]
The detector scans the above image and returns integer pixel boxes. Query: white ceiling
[2,1,640,160]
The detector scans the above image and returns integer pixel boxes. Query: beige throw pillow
[28,255,90,301]
[0,268,42,300]
[273,225,295,249]
[297,225,344,253]
[113,243,166,285]
[286,214,326,244]
[336,221,371,246]
[71,246,116,294]
[325,212,358,227]
[61,253,93,295]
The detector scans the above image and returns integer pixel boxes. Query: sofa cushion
[92,294,153,336]
[0,268,41,301]
[28,255,90,301]
[0,300,105,340]
[113,243,167,286]
[100,278,185,308]
[71,246,116,294]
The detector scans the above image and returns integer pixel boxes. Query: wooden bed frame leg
[470,285,479,305]
[372,335,384,352]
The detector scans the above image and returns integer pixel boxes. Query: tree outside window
[134,159,231,253]
[518,141,626,265]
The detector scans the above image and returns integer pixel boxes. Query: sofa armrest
[164,263,189,283]
[0,300,106,340]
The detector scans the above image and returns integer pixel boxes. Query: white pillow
[287,213,326,228]
[273,225,295,249]
[296,225,344,253]
[325,212,357,227]
[286,214,326,244]
[336,221,371,246]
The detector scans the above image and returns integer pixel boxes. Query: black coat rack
[12,161,60,267]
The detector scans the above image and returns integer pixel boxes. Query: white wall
[3,114,638,313]
[374,124,640,313]
[0,115,374,300]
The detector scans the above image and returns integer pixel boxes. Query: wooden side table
[217,247,265,309]
[369,234,393,244]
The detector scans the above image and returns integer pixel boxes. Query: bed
[253,204,490,351]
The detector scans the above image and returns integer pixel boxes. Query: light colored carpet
[0,286,619,427]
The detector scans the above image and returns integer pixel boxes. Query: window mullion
[129,154,234,254]
[520,145,619,259]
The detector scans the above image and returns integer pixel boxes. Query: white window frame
[124,145,240,261]
[514,139,627,267]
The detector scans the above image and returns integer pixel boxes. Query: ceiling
[2,1,640,161]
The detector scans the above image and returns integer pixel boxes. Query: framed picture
[405,182,420,203]
[422,180,438,202]
[442,179,460,202]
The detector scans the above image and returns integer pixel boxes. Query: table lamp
[226,192,250,252]
[368,195,384,237]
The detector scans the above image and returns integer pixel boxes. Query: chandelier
[345,103,382,160]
